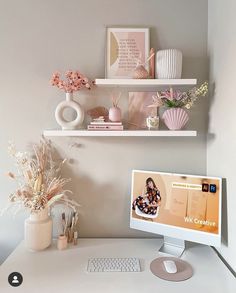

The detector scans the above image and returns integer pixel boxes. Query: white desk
[0,238,235,292]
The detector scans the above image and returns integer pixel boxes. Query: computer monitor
[130,170,222,256]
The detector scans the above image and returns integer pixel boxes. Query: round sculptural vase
[55,92,84,130]
[162,108,189,130]
[109,106,122,122]
[156,49,182,79]
[24,208,52,251]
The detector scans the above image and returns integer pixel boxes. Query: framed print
[106,27,150,79]
[128,92,156,129]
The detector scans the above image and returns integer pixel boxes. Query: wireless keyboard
[87,257,141,272]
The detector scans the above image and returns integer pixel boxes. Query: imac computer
[130,170,222,257]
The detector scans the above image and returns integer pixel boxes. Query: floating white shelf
[43,130,197,137]
[95,78,197,87]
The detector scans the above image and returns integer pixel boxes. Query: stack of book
[87,116,123,131]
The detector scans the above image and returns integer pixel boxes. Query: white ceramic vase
[155,49,182,79]
[55,92,84,130]
[24,208,52,251]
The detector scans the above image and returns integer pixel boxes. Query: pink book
[90,121,122,125]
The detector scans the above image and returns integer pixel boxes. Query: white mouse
[163,260,177,274]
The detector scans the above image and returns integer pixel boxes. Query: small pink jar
[57,235,68,250]
[109,106,122,122]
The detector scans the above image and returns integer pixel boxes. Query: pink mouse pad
[150,257,193,282]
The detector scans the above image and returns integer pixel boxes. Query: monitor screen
[130,170,222,247]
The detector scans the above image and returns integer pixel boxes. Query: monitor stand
[159,236,185,257]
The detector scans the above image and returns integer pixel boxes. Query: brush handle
[149,48,155,79]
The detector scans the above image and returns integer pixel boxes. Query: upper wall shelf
[43,130,197,137]
[95,79,197,87]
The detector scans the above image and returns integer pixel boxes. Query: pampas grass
[4,137,79,214]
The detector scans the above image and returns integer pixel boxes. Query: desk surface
[0,238,235,292]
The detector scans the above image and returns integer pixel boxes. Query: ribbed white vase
[24,208,52,251]
[156,49,182,79]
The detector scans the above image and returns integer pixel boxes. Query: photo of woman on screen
[132,177,161,216]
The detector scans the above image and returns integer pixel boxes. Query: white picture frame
[106,27,150,79]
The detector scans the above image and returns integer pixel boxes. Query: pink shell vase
[162,108,189,130]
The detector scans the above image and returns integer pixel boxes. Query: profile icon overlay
[8,272,23,287]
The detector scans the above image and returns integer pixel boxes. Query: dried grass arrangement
[3,138,79,215]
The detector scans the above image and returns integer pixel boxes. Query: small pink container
[109,106,122,122]
[57,235,68,250]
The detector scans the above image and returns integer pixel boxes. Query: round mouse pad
[150,257,193,282]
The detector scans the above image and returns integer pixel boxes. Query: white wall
[208,0,236,272]
[0,0,208,263]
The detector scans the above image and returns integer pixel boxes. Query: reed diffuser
[109,92,122,122]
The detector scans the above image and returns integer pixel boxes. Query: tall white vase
[55,92,84,130]
[24,208,52,251]
[156,49,182,79]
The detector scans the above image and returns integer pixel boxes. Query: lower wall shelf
[43,130,197,137]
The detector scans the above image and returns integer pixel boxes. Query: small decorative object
[73,231,78,245]
[149,48,155,79]
[57,235,68,250]
[106,27,150,78]
[3,138,79,251]
[50,70,93,130]
[87,107,109,122]
[60,211,79,244]
[109,92,122,122]
[132,51,155,79]
[162,108,189,130]
[146,116,159,130]
[153,82,208,130]
[133,65,149,79]
[128,92,156,129]
[156,49,182,79]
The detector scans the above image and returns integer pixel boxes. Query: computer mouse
[163,260,177,274]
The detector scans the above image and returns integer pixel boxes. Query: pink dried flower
[65,70,73,78]
[50,70,93,93]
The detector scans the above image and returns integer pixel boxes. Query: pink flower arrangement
[50,70,93,93]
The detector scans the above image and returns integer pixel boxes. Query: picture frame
[128,92,156,129]
[106,27,150,79]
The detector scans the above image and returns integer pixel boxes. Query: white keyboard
[87,257,141,272]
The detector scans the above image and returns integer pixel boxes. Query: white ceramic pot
[24,208,52,251]
[156,49,182,79]
[55,92,84,130]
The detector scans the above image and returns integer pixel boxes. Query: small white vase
[24,208,52,251]
[156,49,182,79]
[55,92,84,130]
